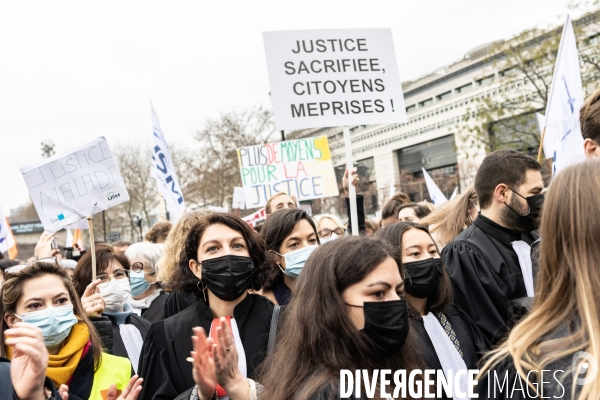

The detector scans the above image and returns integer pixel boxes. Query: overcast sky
[0,0,582,215]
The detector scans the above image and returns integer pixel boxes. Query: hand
[58,385,69,400]
[81,279,106,317]
[342,167,359,197]
[191,327,217,400]
[107,375,143,400]
[213,318,248,398]
[35,232,58,260]
[5,322,49,400]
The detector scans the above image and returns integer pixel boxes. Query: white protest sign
[263,29,407,130]
[237,136,338,209]
[232,187,246,209]
[151,103,186,221]
[20,137,130,233]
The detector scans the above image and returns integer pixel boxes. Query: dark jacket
[91,313,150,357]
[0,357,61,400]
[138,294,275,400]
[138,291,169,323]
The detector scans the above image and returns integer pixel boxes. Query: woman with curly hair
[137,213,279,399]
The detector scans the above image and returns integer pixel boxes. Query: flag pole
[537,126,547,162]
[343,126,359,236]
[87,216,96,281]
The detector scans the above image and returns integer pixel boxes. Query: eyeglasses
[317,227,345,239]
[97,269,129,284]
[130,262,154,273]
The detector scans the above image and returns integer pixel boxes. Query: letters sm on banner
[263,29,407,131]
[238,136,337,209]
[20,137,130,233]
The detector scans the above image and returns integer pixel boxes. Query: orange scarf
[7,322,90,387]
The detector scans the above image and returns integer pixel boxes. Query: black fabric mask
[404,258,443,299]
[505,189,545,232]
[347,300,409,359]
[200,255,254,301]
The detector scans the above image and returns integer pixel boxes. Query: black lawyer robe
[138,291,169,323]
[411,306,490,372]
[137,294,275,400]
[441,216,537,347]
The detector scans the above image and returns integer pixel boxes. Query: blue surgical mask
[16,304,78,348]
[278,245,318,279]
[129,270,151,297]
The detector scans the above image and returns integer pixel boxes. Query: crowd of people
[2,89,600,399]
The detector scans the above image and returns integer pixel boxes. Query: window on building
[396,135,458,202]
[436,91,452,101]
[455,82,473,94]
[418,98,433,108]
[476,75,494,86]
[406,104,416,113]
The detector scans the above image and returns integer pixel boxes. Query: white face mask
[99,279,131,312]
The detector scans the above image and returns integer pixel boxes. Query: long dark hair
[1,262,104,370]
[375,222,453,314]
[260,208,319,286]
[258,236,424,400]
[72,244,131,299]
[179,213,277,295]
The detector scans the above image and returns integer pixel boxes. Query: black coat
[91,313,150,359]
[163,289,198,318]
[441,216,537,346]
[138,291,169,323]
[0,357,61,400]
[411,306,490,372]
[137,294,275,400]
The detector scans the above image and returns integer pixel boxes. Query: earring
[197,280,207,303]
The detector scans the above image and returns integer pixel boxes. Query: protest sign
[151,103,186,221]
[242,207,266,229]
[237,136,338,208]
[263,29,406,131]
[232,187,246,210]
[20,137,130,233]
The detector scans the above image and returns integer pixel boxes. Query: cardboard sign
[20,137,130,233]
[237,136,338,208]
[263,29,407,130]
[242,207,266,229]
[232,187,246,210]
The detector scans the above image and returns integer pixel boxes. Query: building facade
[294,10,600,219]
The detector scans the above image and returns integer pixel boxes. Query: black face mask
[505,189,545,232]
[404,258,443,299]
[200,255,254,301]
[347,300,409,359]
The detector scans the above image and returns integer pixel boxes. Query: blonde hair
[265,192,297,215]
[420,186,477,248]
[157,209,212,284]
[479,160,600,399]
[313,214,344,231]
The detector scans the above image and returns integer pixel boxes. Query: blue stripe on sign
[58,214,65,220]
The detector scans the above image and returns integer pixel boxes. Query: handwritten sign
[237,136,337,208]
[242,207,266,229]
[263,29,407,130]
[20,137,130,233]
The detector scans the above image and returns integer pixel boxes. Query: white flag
[422,168,448,206]
[536,113,556,159]
[450,187,458,201]
[0,204,17,259]
[151,103,186,221]
[544,15,585,174]
[65,229,74,248]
